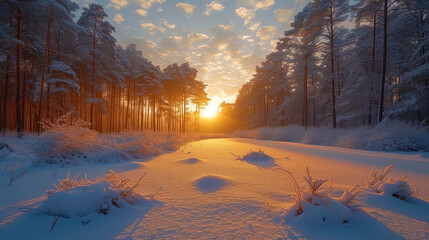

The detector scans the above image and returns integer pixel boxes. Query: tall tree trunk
[37,10,52,134]
[378,0,387,123]
[183,93,186,132]
[329,3,337,128]
[21,52,27,131]
[2,54,10,136]
[2,18,13,136]
[303,60,308,130]
[125,76,131,129]
[311,76,316,127]
[368,12,377,126]
[16,7,23,138]
[90,17,97,130]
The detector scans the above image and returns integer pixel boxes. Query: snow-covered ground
[1,138,428,239]
[233,121,429,152]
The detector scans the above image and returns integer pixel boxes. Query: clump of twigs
[282,167,361,218]
[303,167,328,197]
[46,172,91,197]
[105,170,147,204]
[337,185,360,206]
[366,164,415,201]
[366,164,394,191]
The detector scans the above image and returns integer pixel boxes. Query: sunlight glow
[201,103,219,118]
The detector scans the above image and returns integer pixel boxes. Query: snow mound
[28,182,118,218]
[234,150,277,168]
[23,170,148,230]
[194,175,229,194]
[177,158,201,164]
[366,165,415,201]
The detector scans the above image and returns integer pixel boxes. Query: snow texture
[233,120,429,152]
[0,138,428,239]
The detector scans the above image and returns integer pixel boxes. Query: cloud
[238,0,275,11]
[241,35,255,43]
[247,0,275,10]
[113,13,124,23]
[274,8,294,22]
[248,22,260,31]
[159,37,180,55]
[108,0,128,10]
[176,3,197,16]
[187,33,209,44]
[235,7,255,25]
[203,1,225,16]
[134,0,166,9]
[161,19,175,29]
[136,9,148,16]
[140,22,166,34]
[218,24,233,30]
[235,0,275,26]
[210,26,238,51]
[121,37,159,60]
[256,26,277,40]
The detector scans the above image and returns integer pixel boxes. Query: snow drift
[233,119,429,152]
[1,115,198,165]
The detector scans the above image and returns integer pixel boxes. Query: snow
[194,175,230,194]
[0,119,197,165]
[177,157,201,164]
[1,137,428,239]
[234,149,278,168]
[233,121,429,152]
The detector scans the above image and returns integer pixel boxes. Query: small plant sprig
[303,167,328,197]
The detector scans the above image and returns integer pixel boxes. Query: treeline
[234,0,428,129]
[0,1,209,137]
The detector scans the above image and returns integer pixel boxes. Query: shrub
[283,167,361,222]
[24,170,148,230]
[366,165,415,201]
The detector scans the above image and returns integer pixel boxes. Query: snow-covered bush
[232,149,277,168]
[233,119,429,152]
[36,113,103,163]
[25,114,197,165]
[366,164,415,201]
[25,170,147,230]
[232,149,272,162]
[284,168,361,225]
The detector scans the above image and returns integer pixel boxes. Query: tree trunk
[378,0,387,123]
[303,60,308,130]
[2,53,10,136]
[90,17,97,130]
[16,7,23,138]
[329,3,337,129]
[37,10,52,134]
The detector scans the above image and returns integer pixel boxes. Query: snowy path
[1,138,428,239]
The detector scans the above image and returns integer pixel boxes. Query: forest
[0,1,210,136]
[233,0,428,129]
[1,0,428,137]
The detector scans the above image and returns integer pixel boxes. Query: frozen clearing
[1,138,428,239]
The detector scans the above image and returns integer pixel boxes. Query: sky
[73,0,309,116]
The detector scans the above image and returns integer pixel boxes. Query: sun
[200,103,219,118]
